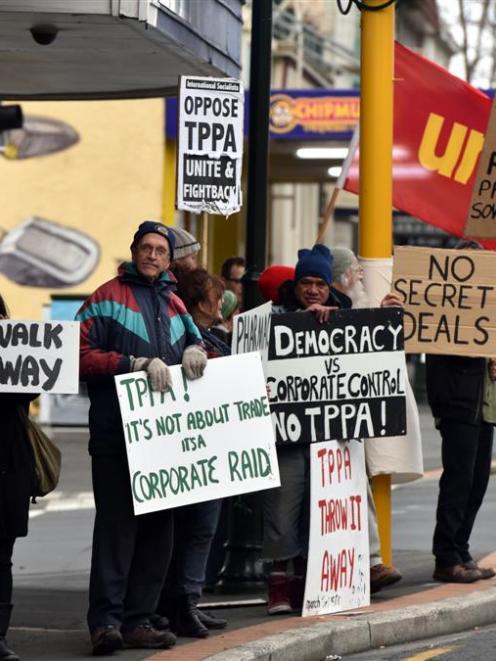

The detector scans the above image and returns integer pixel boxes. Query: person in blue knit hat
[263,244,352,615]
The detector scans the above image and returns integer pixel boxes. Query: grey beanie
[330,246,356,282]
[169,227,201,260]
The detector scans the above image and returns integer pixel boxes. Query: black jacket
[425,354,487,425]
[0,394,36,539]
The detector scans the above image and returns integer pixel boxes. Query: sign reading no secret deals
[177,76,244,216]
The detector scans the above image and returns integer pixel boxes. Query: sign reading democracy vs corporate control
[176,76,244,216]
[115,353,280,515]
[267,309,407,444]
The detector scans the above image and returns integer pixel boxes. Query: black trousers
[87,454,173,632]
[433,419,493,568]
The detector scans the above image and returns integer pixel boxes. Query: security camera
[30,25,58,46]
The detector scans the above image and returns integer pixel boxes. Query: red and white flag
[342,42,496,248]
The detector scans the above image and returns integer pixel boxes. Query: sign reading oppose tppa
[303,440,369,617]
[0,320,79,393]
[266,309,407,444]
[392,245,496,356]
[115,353,280,515]
[176,75,244,216]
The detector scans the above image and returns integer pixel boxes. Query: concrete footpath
[144,550,496,661]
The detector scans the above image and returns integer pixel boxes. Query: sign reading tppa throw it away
[392,245,496,356]
[266,309,407,444]
[303,439,369,617]
[176,76,244,216]
[0,321,79,393]
[115,353,280,515]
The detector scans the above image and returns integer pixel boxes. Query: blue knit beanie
[294,244,333,285]
[131,221,175,257]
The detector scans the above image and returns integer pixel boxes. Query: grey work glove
[131,356,172,392]
[182,345,207,380]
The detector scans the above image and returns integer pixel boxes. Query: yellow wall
[0,98,164,318]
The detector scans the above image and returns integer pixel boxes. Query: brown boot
[267,573,291,615]
[123,623,176,649]
[90,625,123,656]
[433,564,481,584]
[462,561,496,580]
[370,563,402,594]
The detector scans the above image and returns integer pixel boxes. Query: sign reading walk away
[267,309,407,444]
[0,320,79,393]
[392,245,496,356]
[177,75,244,216]
[303,440,369,617]
[115,353,280,515]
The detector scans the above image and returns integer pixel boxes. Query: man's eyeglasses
[138,244,170,258]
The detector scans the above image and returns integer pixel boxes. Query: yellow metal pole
[359,0,395,566]
[162,136,177,226]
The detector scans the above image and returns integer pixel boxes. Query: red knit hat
[258,265,295,303]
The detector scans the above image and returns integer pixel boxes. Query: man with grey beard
[331,246,403,594]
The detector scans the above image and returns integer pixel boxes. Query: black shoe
[197,608,227,630]
[149,613,170,631]
[175,596,209,638]
[0,637,19,661]
[90,625,123,656]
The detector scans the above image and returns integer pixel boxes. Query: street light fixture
[296,146,349,159]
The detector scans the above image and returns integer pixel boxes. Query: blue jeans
[162,499,222,598]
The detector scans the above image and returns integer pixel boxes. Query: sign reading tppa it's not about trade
[176,75,244,217]
[115,353,280,515]
[392,245,496,356]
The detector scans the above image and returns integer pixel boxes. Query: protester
[156,268,229,638]
[77,221,207,655]
[169,227,201,272]
[258,265,295,305]
[263,244,350,615]
[0,296,37,661]
[427,239,496,584]
[221,256,245,306]
[331,246,404,594]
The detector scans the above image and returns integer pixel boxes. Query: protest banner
[267,309,407,444]
[303,439,369,617]
[115,352,280,515]
[0,320,79,393]
[465,97,496,239]
[176,75,244,216]
[392,245,496,356]
[231,301,272,364]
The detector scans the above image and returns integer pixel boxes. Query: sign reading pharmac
[115,353,280,515]
[0,320,79,393]
[177,76,244,216]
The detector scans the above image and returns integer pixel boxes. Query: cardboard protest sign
[465,97,496,239]
[0,320,79,393]
[176,76,244,216]
[392,245,496,356]
[303,439,369,617]
[267,309,407,445]
[115,353,280,515]
[231,301,272,364]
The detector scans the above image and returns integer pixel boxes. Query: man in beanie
[77,221,207,655]
[262,244,351,615]
[331,246,404,595]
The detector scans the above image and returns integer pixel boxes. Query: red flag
[344,42,496,248]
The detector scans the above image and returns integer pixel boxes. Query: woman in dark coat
[0,295,36,661]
